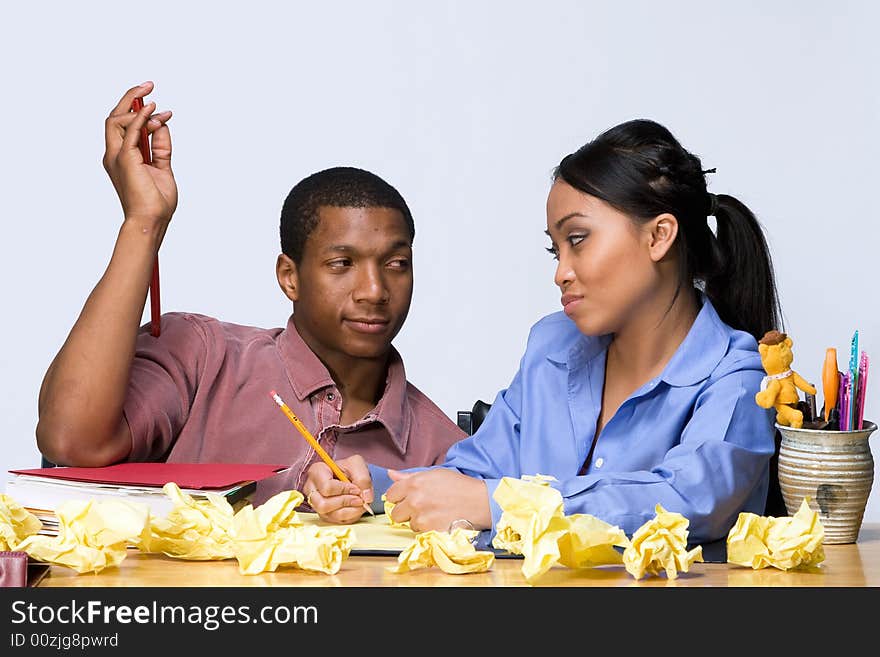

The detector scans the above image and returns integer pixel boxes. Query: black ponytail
[706,194,782,341]
[553,119,782,342]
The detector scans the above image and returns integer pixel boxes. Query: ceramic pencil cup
[776,420,876,544]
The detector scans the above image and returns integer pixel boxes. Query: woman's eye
[545,245,559,261]
[568,234,586,247]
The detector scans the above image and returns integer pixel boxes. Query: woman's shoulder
[665,298,764,387]
[709,318,765,380]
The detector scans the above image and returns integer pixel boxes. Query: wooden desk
[38,523,880,587]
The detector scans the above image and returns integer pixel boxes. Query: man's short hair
[280,166,415,264]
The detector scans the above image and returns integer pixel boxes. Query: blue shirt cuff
[367,463,392,515]
[478,477,503,548]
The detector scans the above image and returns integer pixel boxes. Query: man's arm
[36,82,177,467]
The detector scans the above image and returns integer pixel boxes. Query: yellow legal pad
[296,512,419,554]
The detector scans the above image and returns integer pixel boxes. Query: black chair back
[456,400,491,435]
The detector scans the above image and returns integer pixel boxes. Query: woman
[304,119,781,545]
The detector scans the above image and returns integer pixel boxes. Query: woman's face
[545,180,659,336]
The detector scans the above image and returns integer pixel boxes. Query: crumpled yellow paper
[0,493,42,550]
[144,483,236,560]
[492,475,566,556]
[16,499,150,574]
[726,497,825,570]
[622,504,703,580]
[232,490,354,575]
[390,528,494,574]
[558,513,630,570]
[4,484,361,576]
[381,494,410,528]
[492,476,628,584]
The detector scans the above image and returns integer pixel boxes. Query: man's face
[288,205,413,367]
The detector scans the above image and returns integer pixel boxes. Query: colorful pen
[856,352,869,430]
[848,331,859,430]
[822,348,839,422]
[837,371,847,430]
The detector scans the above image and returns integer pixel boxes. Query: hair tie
[707,193,718,217]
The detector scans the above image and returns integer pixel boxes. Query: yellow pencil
[270,390,373,515]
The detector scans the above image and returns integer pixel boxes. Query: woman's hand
[385,468,491,533]
[302,455,373,524]
[102,81,177,235]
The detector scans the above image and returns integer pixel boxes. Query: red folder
[8,463,288,490]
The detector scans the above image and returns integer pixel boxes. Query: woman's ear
[647,213,679,262]
[276,254,300,302]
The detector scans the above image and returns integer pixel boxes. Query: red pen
[131,96,161,338]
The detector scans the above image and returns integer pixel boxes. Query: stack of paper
[5,463,287,536]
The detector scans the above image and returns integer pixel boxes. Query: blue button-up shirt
[371,296,775,546]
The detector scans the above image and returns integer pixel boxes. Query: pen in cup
[805,391,816,424]
[822,347,839,422]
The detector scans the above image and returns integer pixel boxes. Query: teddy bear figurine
[755,330,817,429]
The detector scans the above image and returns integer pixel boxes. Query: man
[36,81,464,507]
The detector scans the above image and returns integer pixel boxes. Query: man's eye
[328,259,352,268]
[545,245,559,261]
[387,258,410,269]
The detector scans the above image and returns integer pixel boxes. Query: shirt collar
[276,315,411,455]
[277,315,335,400]
[545,295,729,387]
[368,353,411,455]
[547,332,610,371]
[659,296,730,386]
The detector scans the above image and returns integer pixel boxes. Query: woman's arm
[554,369,776,543]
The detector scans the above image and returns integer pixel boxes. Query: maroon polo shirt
[122,312,465,503]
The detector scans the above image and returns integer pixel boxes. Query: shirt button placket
[322,390,340,425]
[318,390,341,463]
[325,430,337,458]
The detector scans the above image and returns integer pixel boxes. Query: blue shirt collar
[660,296,729,387]
[546,295,730,387]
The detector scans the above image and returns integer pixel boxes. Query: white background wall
[3,1,878,522]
